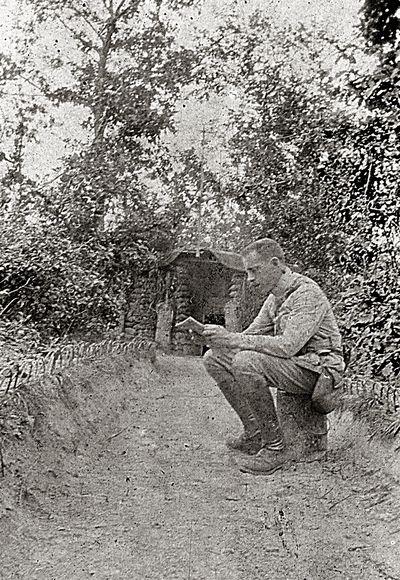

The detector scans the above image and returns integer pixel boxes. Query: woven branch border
[342,375,400,414]
[0,342,398,415]
[0,337,156,401]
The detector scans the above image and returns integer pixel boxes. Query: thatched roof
[161,247,245,272]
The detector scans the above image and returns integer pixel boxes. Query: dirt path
[1,355,400,579]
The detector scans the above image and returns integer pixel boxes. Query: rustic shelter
[155,248,246,355]
[122,247,299,351]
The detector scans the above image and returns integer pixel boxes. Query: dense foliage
[198,13,347,275]
[194,4,399,379]
[0,0,202,345]
[0,1,398,381]
[336,0,400,378]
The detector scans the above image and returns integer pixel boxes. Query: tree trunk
[276,390,328,460]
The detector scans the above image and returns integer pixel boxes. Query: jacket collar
[271,267,295,298]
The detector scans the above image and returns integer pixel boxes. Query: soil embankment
[0,354,399,579]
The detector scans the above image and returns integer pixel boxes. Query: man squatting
[202,238,345,476]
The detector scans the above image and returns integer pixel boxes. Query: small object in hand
[175,317,205,335]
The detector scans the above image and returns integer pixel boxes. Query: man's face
[242,250,283,294]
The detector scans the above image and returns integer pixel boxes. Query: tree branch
[0,298,18,317]
[102,0,114,17]
[0,278,32,297]
[57,15,100,54]
[69,6,103,40]
[364,161,373,197]
[115,0,128,17]
[15,73,45,95]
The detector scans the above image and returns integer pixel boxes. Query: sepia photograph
[0,0,399,578]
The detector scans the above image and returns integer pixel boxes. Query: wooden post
[155,300,174,351]
[155,271,174,351]
[276,390,328,460]
[225,274,244,332]
[173,265,199,355]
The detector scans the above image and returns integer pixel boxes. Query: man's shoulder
[285,273,327,301]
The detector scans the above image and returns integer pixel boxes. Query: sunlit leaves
[195,5,399,380]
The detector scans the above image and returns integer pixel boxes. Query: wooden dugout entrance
[155,248,245,355]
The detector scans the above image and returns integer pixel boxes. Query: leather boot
[239,444,295,476]
[218,379,260,437]
[239,374,285,450]
[226,430,262,455]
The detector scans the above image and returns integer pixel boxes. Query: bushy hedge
[0,214,155,342]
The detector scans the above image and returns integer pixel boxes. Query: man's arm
[242,295,275,336]
[204,286,328,357]
[236,287,328,357]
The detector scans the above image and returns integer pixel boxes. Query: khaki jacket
[241,270,345,376]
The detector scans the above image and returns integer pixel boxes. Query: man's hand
[202,324,242,349]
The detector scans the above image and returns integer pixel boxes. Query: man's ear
[270,257,280,267]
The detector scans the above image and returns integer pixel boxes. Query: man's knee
[232,351,283,392]
[203,349,223,380]
[232,350,267,375]
[203,348,234,384]
[203,348,216,371]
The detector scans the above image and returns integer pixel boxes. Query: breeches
[203,348,319,396]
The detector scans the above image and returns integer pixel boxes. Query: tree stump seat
[276,390,328,460]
